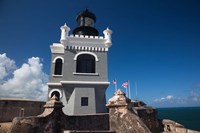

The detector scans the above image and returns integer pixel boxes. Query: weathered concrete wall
[0,122,12,133]
[8,96,110,133]
[0,99,45,122]
[9,114,110,133]
[162,119,200,133]
[63,131,115,133]
[68,114,110,131]
[6,92,200,133]
[134,107,163,132]
[108,108,151,133]
[106,90,151,133]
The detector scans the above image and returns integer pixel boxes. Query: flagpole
[128,80,131,99]
[135,81,138,100]
[115,78,117,91]
[122,81,129,97]
[126,81,128,97]
[126,86,128,97]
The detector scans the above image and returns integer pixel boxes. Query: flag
[122,81,128,88]
[112,80,116,85]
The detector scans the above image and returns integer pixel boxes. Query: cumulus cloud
[0,53,48,101]
[0,53,16,81]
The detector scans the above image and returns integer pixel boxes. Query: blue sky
[0,0,200,107]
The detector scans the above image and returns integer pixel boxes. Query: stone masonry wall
[8,96,110,133]
[106,90,151,133]
[108,108,151,133]
[135,107,163,132]
[0,99,45,122]
[162,119,200,133]
[9,114,110,133]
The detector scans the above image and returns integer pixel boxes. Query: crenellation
[68,34,105,40]
[74,46,77,50]
[65,45,108,52]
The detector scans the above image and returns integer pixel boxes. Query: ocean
[157,107,200,131]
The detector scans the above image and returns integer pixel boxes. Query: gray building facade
[48,10,112,115]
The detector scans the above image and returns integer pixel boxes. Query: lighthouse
[48,9,112,115]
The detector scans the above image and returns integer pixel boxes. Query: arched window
[76,54,95,73]
[50,91,60,101]
[54,58,62,75]
[48,89,62,100]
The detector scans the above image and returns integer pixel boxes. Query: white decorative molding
[65,34,108,47]
[60,23,70,43]
[48,89,62,98]
[50,43,64,54]
[52,56,64,63]
[65,45,108,52]
[72,72,99,76]
[47,82,62,86]
[73,51,99,61]
[52,74,63,77]
[52,28,112,53]
[103,27,112,47]
[60,81,110,85]
[69,34,104,39]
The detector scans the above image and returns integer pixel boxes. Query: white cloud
[0,54,48,101]
[166,95,173,100]
[0,53,16,81]
[154,91,200,107]
[154,95,174,102]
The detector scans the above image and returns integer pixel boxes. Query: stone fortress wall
[0,98,45,122]
[1,91,200,133]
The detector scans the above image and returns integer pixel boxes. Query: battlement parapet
[65,45,108,52]
[69,34,104,39]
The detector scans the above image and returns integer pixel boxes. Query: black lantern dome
[73,9,99,36]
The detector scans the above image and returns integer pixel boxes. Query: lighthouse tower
[48,9,112,115]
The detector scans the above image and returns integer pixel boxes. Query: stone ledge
[64,130,115,133]
[162,119,200,133]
